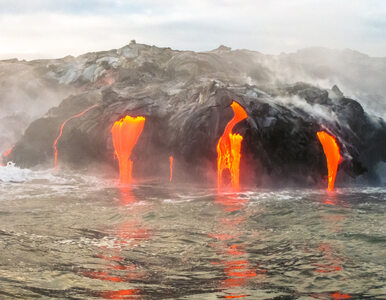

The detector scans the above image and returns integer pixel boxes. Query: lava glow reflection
[317,131,341,191]
[111,116,145,184]
[211,194,266,298]
[82,187,151,299]
[217,102,248,192]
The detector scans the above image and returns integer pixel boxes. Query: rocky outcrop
[3,43,386,186]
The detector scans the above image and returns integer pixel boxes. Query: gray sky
[0,0,385,60]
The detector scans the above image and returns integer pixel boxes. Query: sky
[0,0,385,60]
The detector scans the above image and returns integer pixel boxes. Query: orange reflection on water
[225,260,258,278]
[99,289,140,299]
[210,194,265,298]
[83,270,124,282]
[312,241,344,274]
[114,220,150,248]
[226,244,246,256]
[321,191,349,233]
[323,198,336,206]
[215,194,248,213]
[85,186,151,299]
[119,186,137,205]
[223,295,248,299]
[330,292,351,299]
[322,189,338,206]
[208,233,233,241]
[309,194,350,299]
[311,291,351,299]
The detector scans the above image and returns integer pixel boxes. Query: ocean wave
[0,162,34,183]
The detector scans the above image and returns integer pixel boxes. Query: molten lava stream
[1,147,13,166]
[217,101,248,192]
[53,104,99,170]
[111,116,145,184]
[169,156,174,182]
[317,131,341,191]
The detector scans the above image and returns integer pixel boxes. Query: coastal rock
[3,43,386,186]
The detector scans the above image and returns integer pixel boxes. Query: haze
[0,0,385,60]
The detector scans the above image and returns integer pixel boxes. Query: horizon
[1,42,384,62]
[0,0,385,60]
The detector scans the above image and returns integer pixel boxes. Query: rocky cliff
[3,42,386,186]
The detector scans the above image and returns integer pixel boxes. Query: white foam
[0,162,33,182]
[0,162,87,185]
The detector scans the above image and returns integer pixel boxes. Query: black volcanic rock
[3,43,386,186]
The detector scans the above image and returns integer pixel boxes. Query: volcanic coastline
[2,42,386,188]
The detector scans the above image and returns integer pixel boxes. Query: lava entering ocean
[169,156,174,182]
[111,116,146,184]
[1,147,13,166]
[217,101,248,192]
[53,104,99,170]
[317,131,342,191]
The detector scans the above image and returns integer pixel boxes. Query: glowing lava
[111,116,145,184]
[317,131,341,191]
[217,101,248,192]
[169,156,174,182]
[53,104,98,170]
[1,147,13,166]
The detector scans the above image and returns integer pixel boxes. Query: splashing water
[111,116,145,184]
[317,131,342,191]
[0,178,384,298]
[0,162,32,182]
[217,102,248,192]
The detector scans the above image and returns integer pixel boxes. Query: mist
[1,0,385,59]
[1,2,386,298]
[0,0,385,185]
[0,59,79,152]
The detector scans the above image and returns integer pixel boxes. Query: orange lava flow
[111,116,145,184]
[53,104,98,170]
[317,131,341,191]
[1,147,13,166]
[169,156,174,182]
[217,101,248,192]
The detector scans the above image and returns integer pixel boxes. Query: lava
[1,147,13,166]
[169,156,174,182]
[217,101,248,191]
[111,116,146,184]
[53,104,99,170]
[317,131,342,191]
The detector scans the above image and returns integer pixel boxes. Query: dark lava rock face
[4,43,386,187]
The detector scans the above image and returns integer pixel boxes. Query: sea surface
[0,163,385,299]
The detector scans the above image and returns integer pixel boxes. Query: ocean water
[0,164,385,299]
